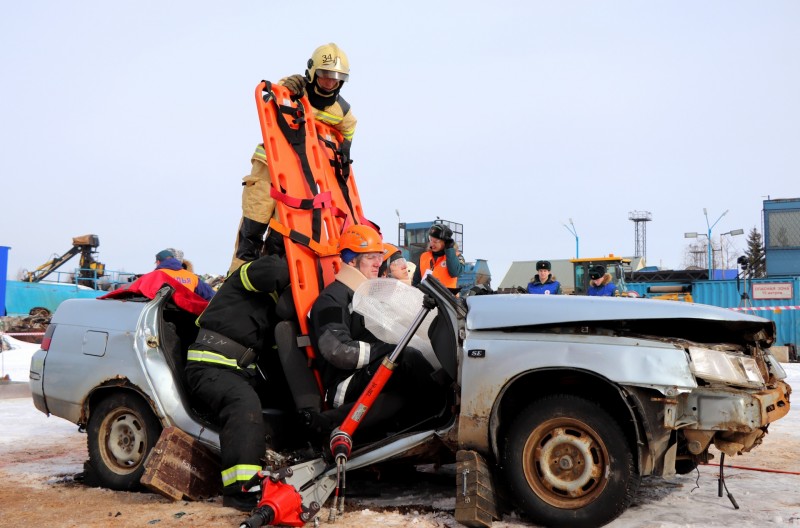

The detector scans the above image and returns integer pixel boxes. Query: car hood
[466,294,771,331]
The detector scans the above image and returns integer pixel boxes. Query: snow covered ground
[1,335,798,527]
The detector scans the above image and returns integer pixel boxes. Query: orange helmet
[381,243,401,263]
[338,225,384,254]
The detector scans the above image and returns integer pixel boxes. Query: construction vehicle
[572,256,694,301]
[4,235,115,318]
[22,234,105,287]
[570,254,631,295]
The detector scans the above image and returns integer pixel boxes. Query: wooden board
[140,427,221,501]
[454,450,501,528]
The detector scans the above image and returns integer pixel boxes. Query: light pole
[563,218,579,259]
[720,228,745,271]
[684,231,709,270]
[703,208,728,279]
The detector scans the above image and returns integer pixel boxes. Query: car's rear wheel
[502,395,640,528]
[87,392,162,490]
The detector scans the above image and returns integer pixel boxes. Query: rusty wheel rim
[99,408,147,474]
[521,417,611,509]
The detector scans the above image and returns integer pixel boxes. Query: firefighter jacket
[588,273,618,297]
[188,255,290,368]
[156,257,215,301]
[414,248,464,290]
[527,275,562,295]
[309,265,395,407]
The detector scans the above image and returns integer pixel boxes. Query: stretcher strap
[268,219,339,257]
[319,137,357,221]
[266,82,323,244]
[358,217,381,235]
[270,187,332,210]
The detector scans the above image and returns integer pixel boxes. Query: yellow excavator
[22,234,105,287]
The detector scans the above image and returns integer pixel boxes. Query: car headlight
[688,346,765,388]
[764,352,787,380]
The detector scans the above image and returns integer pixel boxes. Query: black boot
[222,491,259,512]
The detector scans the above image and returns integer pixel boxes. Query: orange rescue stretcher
[253,80,373,397]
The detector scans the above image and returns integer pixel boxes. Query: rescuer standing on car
[411,224,464,294]
[183,254,290,511]
[228,43,357,275]
[310,225,442,416]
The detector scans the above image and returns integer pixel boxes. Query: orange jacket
[418,251,459,289]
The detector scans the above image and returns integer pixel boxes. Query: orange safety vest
[419,251,459,289]
[160,268,200,292]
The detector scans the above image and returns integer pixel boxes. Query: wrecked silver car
[29,277,791,527]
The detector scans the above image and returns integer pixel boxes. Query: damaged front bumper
[674,380,792,456]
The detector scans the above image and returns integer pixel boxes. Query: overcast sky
[2,2,798,283]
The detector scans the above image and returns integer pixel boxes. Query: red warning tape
[729,306,800,312]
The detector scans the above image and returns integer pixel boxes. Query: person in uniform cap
[527,260,562,295]
[587,264,618,296]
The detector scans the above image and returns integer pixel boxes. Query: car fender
[457,330,696,454]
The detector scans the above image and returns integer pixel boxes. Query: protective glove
[282,74,306,97]
[340,140,352,180]
[432,225,454,248]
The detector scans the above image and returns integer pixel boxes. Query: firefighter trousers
[185,362,266,494]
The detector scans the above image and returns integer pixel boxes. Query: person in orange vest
[411,224,465,294]
[154,249,214,301]
[228,43,357,275]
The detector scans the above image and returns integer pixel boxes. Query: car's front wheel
[502,395,640,528]
[87,392,162,490]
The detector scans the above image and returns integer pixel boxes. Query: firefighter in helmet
[228,43,357,275]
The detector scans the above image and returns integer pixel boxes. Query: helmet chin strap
[307,76,341,110]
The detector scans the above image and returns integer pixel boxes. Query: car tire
[502,395,640,528]
[87,392,163,491]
